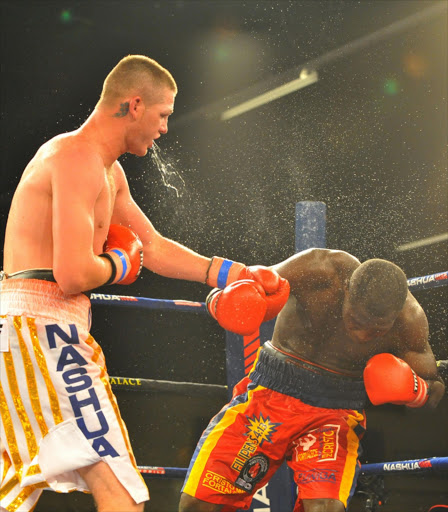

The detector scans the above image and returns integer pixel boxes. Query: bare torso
[271,249,415,377]
[272,291,400,376]
[3,132,118,274]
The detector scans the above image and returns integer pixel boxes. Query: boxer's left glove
[205,258,290,321]
[206,280,268,335]
[100,225,144,285]
[363,353,429,408]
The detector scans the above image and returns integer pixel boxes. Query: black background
[1,1,447,511]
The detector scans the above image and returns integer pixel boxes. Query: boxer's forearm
[143,234,211,283]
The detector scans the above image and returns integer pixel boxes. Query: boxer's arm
[365,301,445,409]
[399,350,445,409]
[111,163,211,282]
[52,150,116,294]
[397,300,445,408]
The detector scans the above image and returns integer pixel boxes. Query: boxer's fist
[205,258,290,322]
[364,353,428,408]
[206,280,267,335]
[101,225,144,285]
[245,266,280,293]
[245,266,290,321]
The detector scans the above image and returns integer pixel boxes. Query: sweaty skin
[3,88,212,294]
[179,249,445,512]
[271,248,445,407]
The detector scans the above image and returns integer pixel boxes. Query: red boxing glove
[206,280,268,335]
[100,225,144,285]
[205,258,290,322]
[363,353,429,408]
[245,266,290,322]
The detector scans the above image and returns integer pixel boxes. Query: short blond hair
[99,54,177,106]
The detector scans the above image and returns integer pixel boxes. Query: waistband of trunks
[1,269,57,282]
[249,342,367,410]
[0,278,91,331]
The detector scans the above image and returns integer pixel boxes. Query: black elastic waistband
[1,269,56,282]
[249,343,367,410]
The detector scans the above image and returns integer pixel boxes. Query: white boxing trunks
[0,278,149,511]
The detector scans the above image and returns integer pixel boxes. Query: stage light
[221,69,318,121]
[60,10,72,23]
[396,233,448,252]
[383,78,399,96]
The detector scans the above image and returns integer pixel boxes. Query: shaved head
[348,259,408,317]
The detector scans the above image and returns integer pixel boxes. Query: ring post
[226,202,327,512]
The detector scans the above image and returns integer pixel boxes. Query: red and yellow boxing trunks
[182,342,367,511]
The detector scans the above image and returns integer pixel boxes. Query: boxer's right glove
[205,258,290,321]
[206,280,268,335]
[100,224,144,285]
[363,353,429,408]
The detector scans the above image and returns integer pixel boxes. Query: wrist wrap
[100,253,118,285]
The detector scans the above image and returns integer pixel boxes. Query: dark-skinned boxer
[180,248,445,512]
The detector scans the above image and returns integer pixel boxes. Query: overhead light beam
[221,70,318,121]
[396,233,448,252]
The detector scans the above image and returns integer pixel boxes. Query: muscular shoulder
[272,248,359,279]
[47,133,103,167]
[43,133,106,189]
[272,248,360,293]
[16,133,97,191]
[395,293,429,352]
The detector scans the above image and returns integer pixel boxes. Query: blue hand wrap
[217,259,234,289]
[111,249,128,282]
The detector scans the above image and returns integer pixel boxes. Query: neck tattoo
[112,102,130,117]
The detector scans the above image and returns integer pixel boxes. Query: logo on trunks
[202,471,246,495]
[46,323,119,458]
[235,454,269,492]
[293,424,340,463]
[231,414,280,473]
[296,468,337,484]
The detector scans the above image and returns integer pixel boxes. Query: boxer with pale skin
[4,59,203,291]
[0,55,289,512]
[180,248,445,512]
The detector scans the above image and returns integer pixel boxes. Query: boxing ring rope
[406,270,448,292]
[89,293,206,313]
[135,456,448,479]
[89,268,448,310]
[109,375,227,398]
